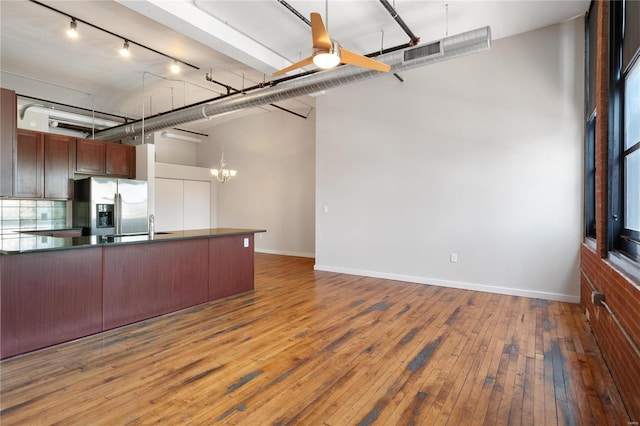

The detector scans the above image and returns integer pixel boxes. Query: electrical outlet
[243,237,249,248]
[591,291,605,306]
[450,253,458,263]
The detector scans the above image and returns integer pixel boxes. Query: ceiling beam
[116,0,290,75]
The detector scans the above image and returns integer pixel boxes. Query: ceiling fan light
[313,52,340,69]
[66,18,78,38]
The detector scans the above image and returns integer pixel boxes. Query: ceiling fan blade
[310,12,332,49]
[273,56,315,76]
[340,48,391,73]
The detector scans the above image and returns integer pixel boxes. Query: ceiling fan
[273,12,391,76]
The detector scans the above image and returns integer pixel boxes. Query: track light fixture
[66,18,78,38]
[170,61,181,74]
[30,0,199,72]
[120,40,130,57]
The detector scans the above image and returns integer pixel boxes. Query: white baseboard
[313,264,580,303]
[256,248,315,259]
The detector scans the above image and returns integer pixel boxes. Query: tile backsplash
[0,199,68,233]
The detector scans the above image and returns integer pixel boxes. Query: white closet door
[183,180,210,230]
[155,178,184,232]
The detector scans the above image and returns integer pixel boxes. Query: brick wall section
[581,245,640,419]
[581,1,640,419]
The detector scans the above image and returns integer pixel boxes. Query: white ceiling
[0,0,589,134]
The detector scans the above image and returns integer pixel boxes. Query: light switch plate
[244,237,249,248]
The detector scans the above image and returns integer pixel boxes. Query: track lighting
[120,40,130,57]
[66,18,78,38]
[31,1,199,72]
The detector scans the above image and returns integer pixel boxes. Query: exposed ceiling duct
[92,26,491,142]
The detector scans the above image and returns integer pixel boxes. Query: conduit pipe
[92,26,491,141]
[379,0,420,45]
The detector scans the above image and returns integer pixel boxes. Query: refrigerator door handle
[114,193,122,235]
[118,193,123,235]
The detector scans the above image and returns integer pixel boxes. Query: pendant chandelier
[210,150,237,183]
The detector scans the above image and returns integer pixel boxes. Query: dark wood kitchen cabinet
[209,235,255,300]
[13,129,43,198]
[0,229,260,359]
[44,133,75,199]
[13,130,74,199]
[106,143,135,177]
[102,239,209,329]
[76,138,135,178]
[76,138,106,175]
[0,248,103,359]
[1,88,16,197]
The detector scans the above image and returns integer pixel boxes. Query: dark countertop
[0,228,266,255]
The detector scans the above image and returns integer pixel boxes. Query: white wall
[315,19,585,302]
[198,109,316,257]
[154,132,199,165]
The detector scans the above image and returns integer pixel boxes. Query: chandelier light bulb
[210,152,237,183]
[67,18,78,38]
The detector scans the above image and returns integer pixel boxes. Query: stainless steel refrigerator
[73,177,148,236]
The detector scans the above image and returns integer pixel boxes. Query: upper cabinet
[76,138,135,178]
[1,88,17,196]
[14,129,43,198]
[76,138,105,175]
[13,130,75,200]
[44,133,75,199]
[105,143,134,177]
[1,88,136,199]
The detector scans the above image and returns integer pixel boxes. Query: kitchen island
[0,228,265,359]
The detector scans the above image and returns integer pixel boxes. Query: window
[585,115,596,238]
[585,2,597,239]
[611,0,640,261]
[621,60,640,258]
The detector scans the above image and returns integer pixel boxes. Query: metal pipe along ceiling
[92,26,491,141]
[378,0,420,45]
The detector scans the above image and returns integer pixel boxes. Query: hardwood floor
[0,253,629,425]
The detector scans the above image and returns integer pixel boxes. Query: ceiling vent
[403,41,443,63]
